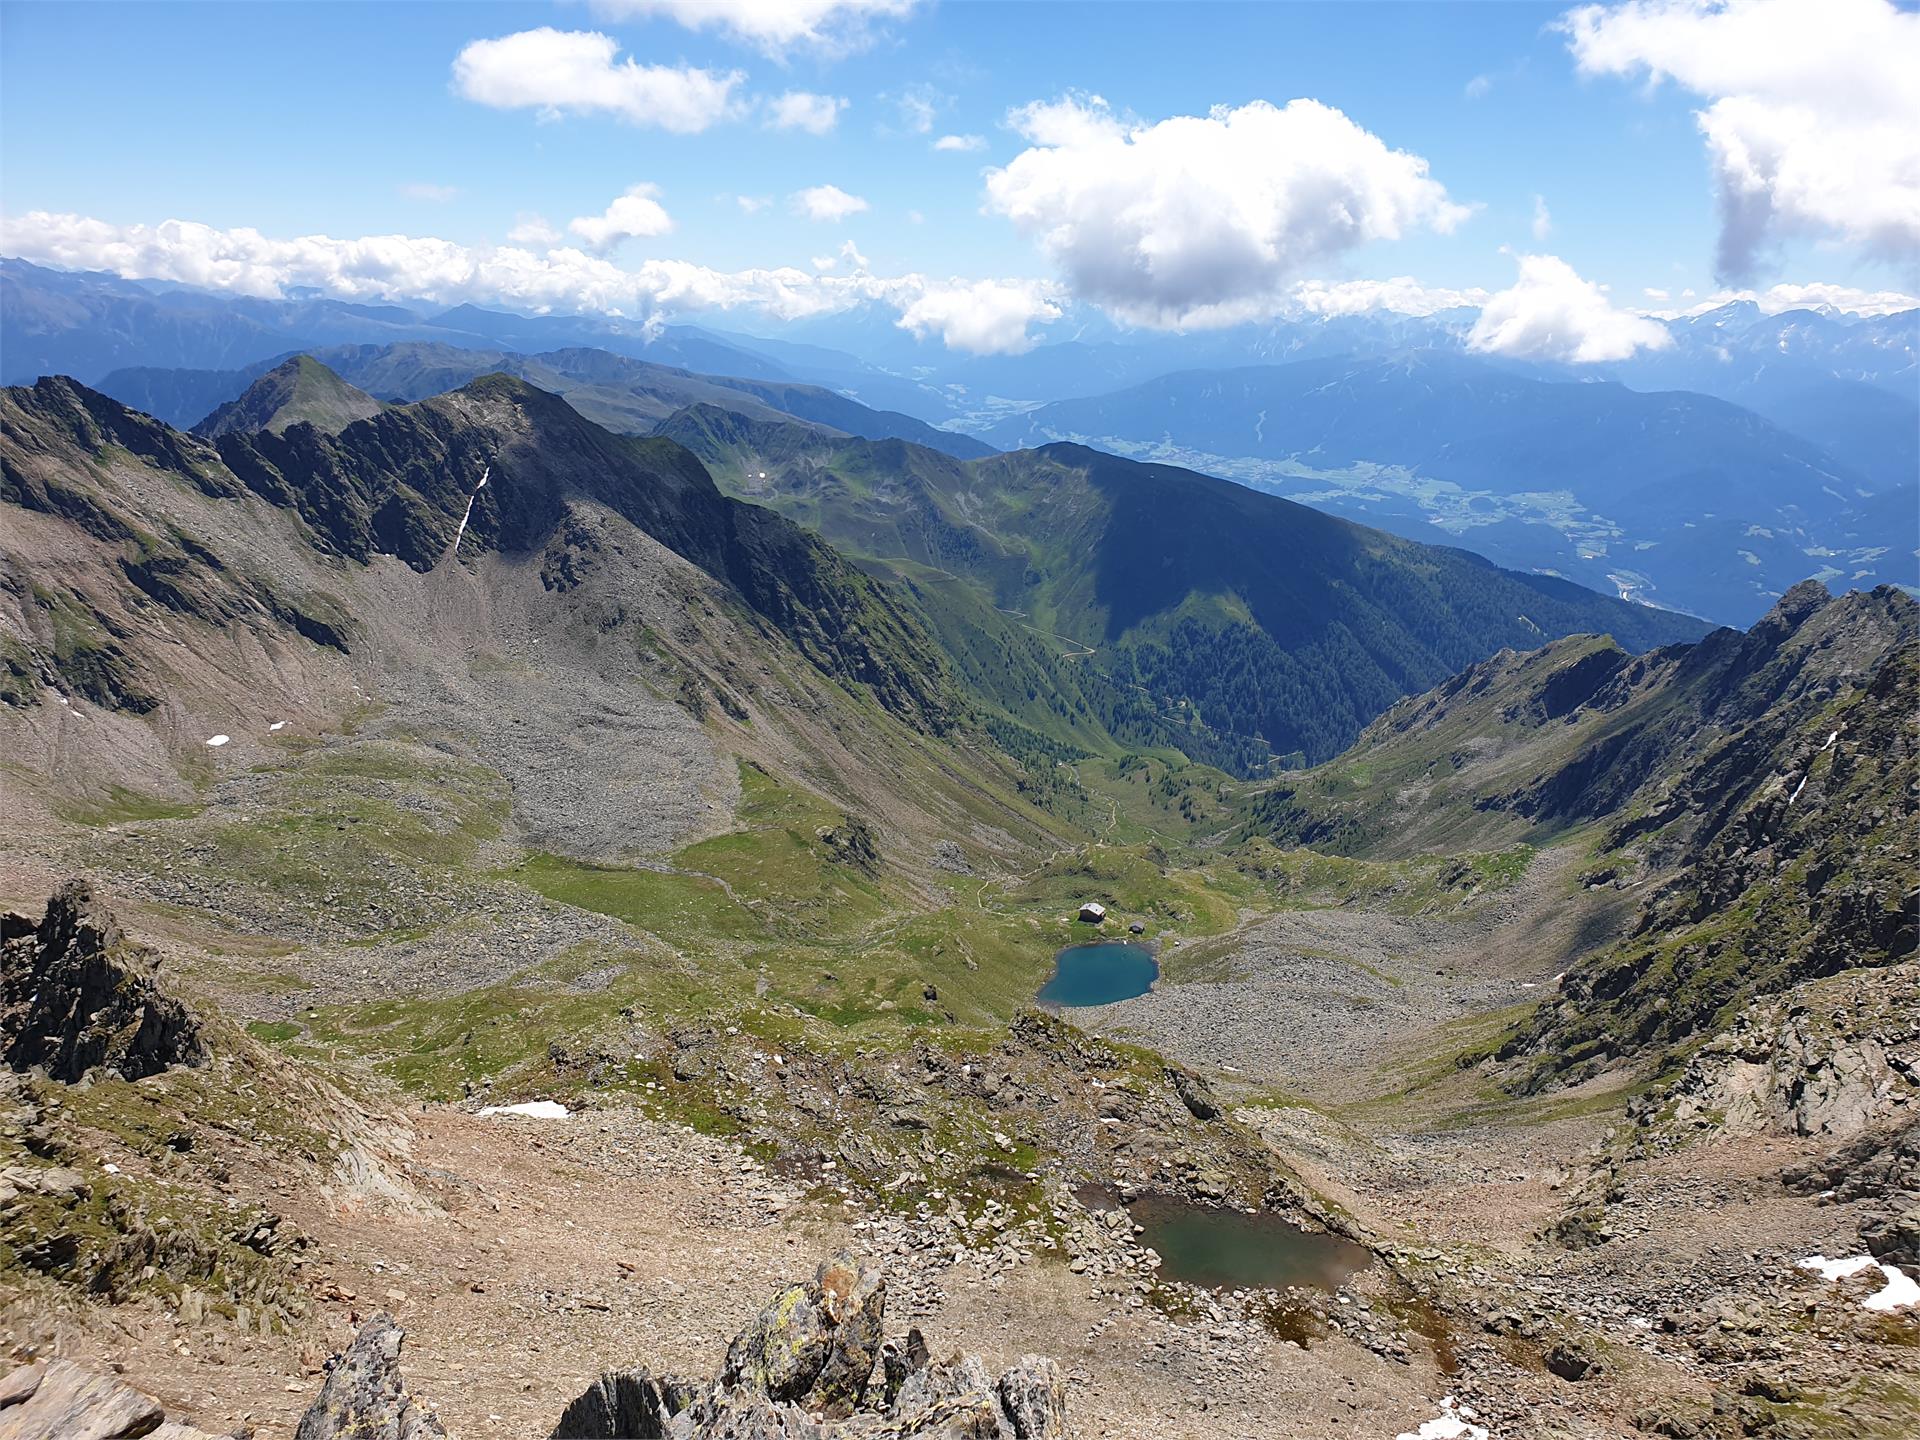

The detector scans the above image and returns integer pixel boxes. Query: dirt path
[31,1105,1455,1440]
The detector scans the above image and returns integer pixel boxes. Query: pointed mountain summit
[191,354,384,438]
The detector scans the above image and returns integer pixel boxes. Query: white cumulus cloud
[589,0,919,57]
[452,28,744,133]
[1653,280,1919,317]
[792,184,869,222]
[506,213,563,247]
[1562,0,1920,280]
[895,279,1063,354]
[1468,252,1672,362]
[983,95,1471,328]
[567,184,675,252]
[0,208,1060,355]
[933,133,986,153]
[766,90,847,134]
[1291,277,1490,318]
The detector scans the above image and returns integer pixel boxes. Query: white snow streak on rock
[477,1100,569,1120]
[205,735,230,747]
[269,720,287,731]
[450,464,490,558]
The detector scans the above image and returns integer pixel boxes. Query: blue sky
[2,1,1914,357]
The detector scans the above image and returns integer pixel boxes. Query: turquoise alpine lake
[1037,941,1158,1006]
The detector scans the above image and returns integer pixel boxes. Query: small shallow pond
[1078,1187,1371,1292]
[1037,941,1158,1006]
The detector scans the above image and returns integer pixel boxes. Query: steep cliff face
[203,375,966,734]
[2,375,961,739]
[1506,598,1917,1087]
[0,879,208,1083]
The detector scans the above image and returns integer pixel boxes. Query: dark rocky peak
[0,879,209,1083]
[190,353,384,439]
[1,376,226,502]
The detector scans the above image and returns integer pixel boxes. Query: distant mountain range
[977,349,1914,625]
[0,258,789,388]
[6,256,1911,634]
[3,364,1704,778]
[93,342,991,461]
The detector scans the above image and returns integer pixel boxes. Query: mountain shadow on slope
[662,409,1707,768]
[1244,579,1917,1087]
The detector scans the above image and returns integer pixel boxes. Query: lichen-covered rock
[994,1357,1066,1440]
[0,880,208,1083]
[295,1313,445,1440]
[722,1251,884,1419]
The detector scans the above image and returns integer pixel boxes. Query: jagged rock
[879,1329,930,1411]
[0,1357,224,1439]
[1166,1066,1221,1122]
[994,1357,1067,1439]
[295,1313,445,1440]
[555,1259,1067,1439]
[722,1252,885,1419]
[1544,1335,1601,1381]
[1862,1204,1920,1272]
[887,1354,1007,1438]
[550,1367,691,1439]
[0,880,208,1083]
[1783,1112,1920,1200]
[1663,965,1920,1140]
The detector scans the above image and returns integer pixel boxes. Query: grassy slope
[665,409,1706,770]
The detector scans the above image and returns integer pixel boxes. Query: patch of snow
[449,464,490,557]
[102,1162,120,1174]
[477,1100,569,1120]
[56,695,69,706]
[205,735,230,748]
[1799,1254,1920,1311]
[1788,774,1810,806]
[1868,1267,1920,1311]
[269,720,287,731]
[1396,1396,1488,1440]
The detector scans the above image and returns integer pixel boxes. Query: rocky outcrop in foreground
[0,1357,223,1438]
[0,878,208,1083]
[281,1253,1064,1440]
[295,1312,447,1440]
[551,1252,1065,1439]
